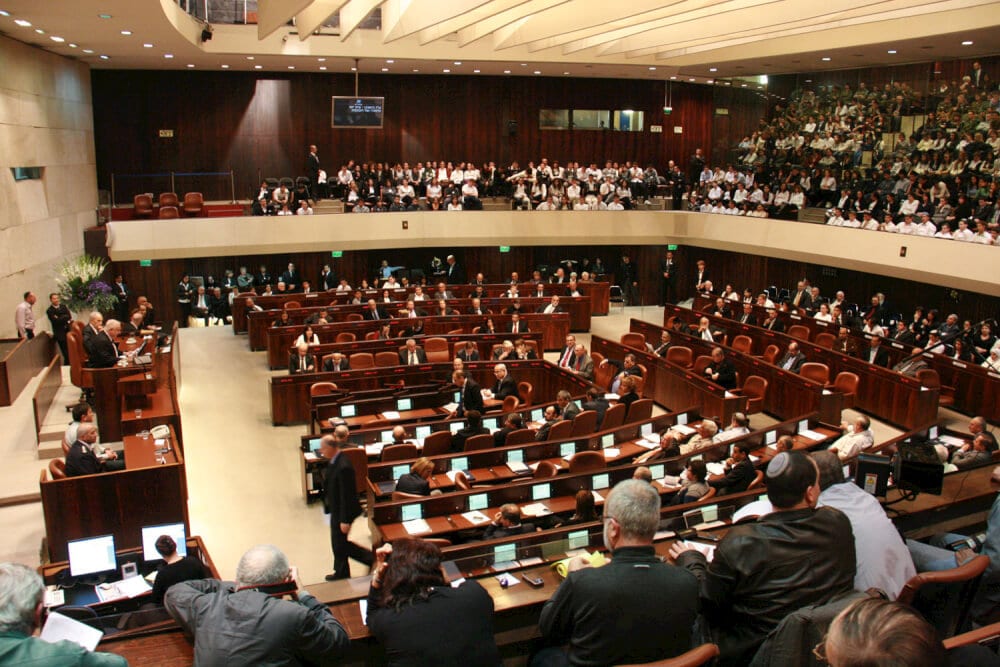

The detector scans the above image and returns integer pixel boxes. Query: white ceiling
[0,0,997,82]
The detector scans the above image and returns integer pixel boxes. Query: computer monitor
[855,454,891,497]
[401,504,422,522]
[451,457,468,472]
[308,437,322,453]
[397,398,412,411]
[450,422,463,434]
[341,404,356,417]
[601,434,615,449]
[899,459,944,495]
[415,425,431,439]
[676,413,688,426]
[468,493,488,511]
[649,464,665,479]
[765,430,777,445]
[532,483,551,500]
[380,430,394,443]
[494,543,516,565]
[797,419,809,433]
[68,534,117,577]
[641,423,654,437]
[141,523,187,561]
[392,464,409,480]
[592,473,610,490]
[560,443,575,459]
[483,417,498,430]
[567,529,589,550]
[531,408,543,422]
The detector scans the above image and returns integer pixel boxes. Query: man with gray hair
[0,562,126,664]
[165,545,348,664]
[534,480,699,666]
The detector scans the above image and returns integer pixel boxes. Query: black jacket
[65,441,104,477]
[324,453,362,525]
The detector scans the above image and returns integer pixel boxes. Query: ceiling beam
[417,0,534,45]
[459,0,569,47]
[338,0,383,40]
[295,0,349,40]
[383,0,495,43]
[258,0,313,40]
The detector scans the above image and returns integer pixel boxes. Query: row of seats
[133,192,204,218]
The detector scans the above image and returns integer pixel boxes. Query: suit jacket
[493,376,518,400]
[560,401,581,421]
[457,379,484,417]
[536,304,565,314]
[323,357,351,372]
[572,354,595,380]
[582,398,611,427]
[445,263,465,284]
[399,348,428,365]
[122,321,142,336]
[87,332,119,368]
[791,290,813,309]
[861,345,890,368]
[494,426,524,447]
[832,339,857,357]
[362,307,389,321]
[651,341,672,357]
[506,321,530,334]
[324,453,362,524]
[762,317,785,332]
[452,426,489,452]
[280,270,300,289]
[709,359,738,389]
[46,304,72,340]
[289,352,315,374]
[66,441,104,477]
[457,349,480,362]
[319,271,336,291]
[738,313,758,326]
[776,352,806,373]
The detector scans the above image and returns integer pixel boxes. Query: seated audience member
[494,413,525,447]
[456,341,480,362]
[0,562,127,665]
[666,459,711,505]
[713,412,751,443]
[616,375,640,415]
[507,312,529,334]
[536,295,564,315]
[295,325,320,347]
[166,544,348,664]
[535,480,699,666]
[560,489,599,526]
[649,330,672,356]
[534,405,560,442]
[828,415,874,461]
[569,344,594,380]
[514,339,538,360]
[122,309,147,336]
[323,352,350,372]
[490,363,518,400]
[703,347,738,390]
[556,390,580,421]
[367,540,500,667]
[289,342,315,374]
[395,458,434,496]
[634,429,682,464]
[632,466,653,482]
[951,432,998,469]
[671,451,856,666]
[272,310,292,327]
[484,503,533,539]
[63,402,94,452]
[493,340,515,361]
[861,334,890,367]
[812,451,915,599]
[892,348,929,377]
[761,307,785,332]
[600,353,642,394]
[151,534,211,604]
[66,423,124,476]
[775,434,795,452]
[452,410,489,452]
[581,387,610,427]
[87,318,122,368]
[707,443,756,495]
[819,598,950,667]
[399,338,428,366]
[775,341,807,373]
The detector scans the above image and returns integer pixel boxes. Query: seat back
[762,344,780,365]
[692,355,713,376]
[421,431,453,457]
[309,381,338,397]
[616,642,720,667]
[48,458,67,480]
[916,368,941,390]
[897,554,989,638]
[282,301,301,310]
[695,486,718,503]
[569,450,604,473]
[182,192,204,216]
[731,334,753,354]
[335,332,357,343]
[345,313,363,321]
[423,337,450,362]
[158,205,179,219]
[833,371,859,395]
[505,429,535,446]
[158,192,179,208]
[454,470,472,490]
[814,332,836,349]
[799,362,830,385]
[392,490,424,501]
[365,331,380,340]
[571,410,598,436]
[381,443,418,462]
[349,352,375,369]
[534,461,559,478]
[547,420,574,441]
[626,398,654,423]
[787,324,811,341]
[502,394,520,412]
[340,447,368,498]
[666,346,693,368]
[741,375,768,414]
[66,330,92,389]
[133,194,154,218]
[620,332,646,349]
[746,470,765,490]
[375,351,399,367]
[593,361,615,391]
[601,403,627,430]
[517,381,534,406]
[463,434,494,452]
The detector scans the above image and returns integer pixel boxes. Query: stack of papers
[364,443,386,456]
[462,510,491,525]
[40,612,103,651]
[633,439,658,450]
[95,575,151,602]
[602,448,620,459]
[508,461,531,475]
[402,519,432,535]
[799,429,826,441]
[442,402,459,413]
[705,462,727,476]
[304,451,320,462]
[521,502,552,517]
[679,540,717,561]
[661,475,682,487]
[604,393,620,400]
[381,410,401,420]
[672,424,697,436]
[43,589,65,607]
[643,432,661,444]
[938,435,967,447]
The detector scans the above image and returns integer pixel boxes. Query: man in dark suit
[306,144,320,196]
[65,424,123,476]
[704,347,738,390]
[452,369,484,417]
[650,331,672,357]
[659,250,675,305]
[570,344,594,381]
[736,302,757,326]
[536,295,565,315]
[891,321,916,345]
[279,263,300,292]
[494,413,525,447]
[832,327,857,357]
[776,341,807,373]
[491,364,518,400]
[507,312,529,335]
[320,428,373,580]
[46,292,72,365]
[456,341,480,362]
[534,405,560,441]
[82,311,103,356]
[581,387,611,427]
[483,504,532,539]
[602,354,643,394]
[87,319,122,368]
[176,275,194,327]
[289,343,315,374]
[362,299,389,321]
[452,410,489,452]
[556,390,581,421]
[444,254,465,284]
[557,335,577,368]
[323,352,350,372]
[112,275,129,322]
[861,335,890,368]
[761,308,785,332]
[694,259,710,293]
[319,264,336,291]
[399,339,428,366]
[791,281,813,310]
[468,298,490,316]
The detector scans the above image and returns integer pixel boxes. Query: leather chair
[157,205,179,219]
[828,371,860,409]
[916,369,955,407]
[505,429,536,446]
[625,398,654,423]
[666,346,693,368]
[502,394,520,412]
[615,642,719,667]
[48,458,67,480]
[309,381,338,397]
[381,443,418,462]
[364,331,380,340]
[424,337,450,362]
[375,351,399,367]
[897,554,989,638]
[814,332,836,349]
[463,434,494,452]
[569,450,604,473]
[547,420,574,441]
[571,410,598,436]
[349,352,375,369]
[517,381,534,407]
[335,332,357,343]
[694,487,717,504]
[391,490,423,501]
[66,330,93,391]
[345,313,363,321]
[133,193,154,218]
[621,332,646,349]
[534,461,559,478]
[692,355,713,376]
[943,619,1000,651]
[182,192,204,217]
[799,362,830,385]
[787,324,811,341]
[446,328,464,335]
[761,344,780,365]
[454,470,472,490]
[339,447,368,503]
[422,537,453,547]
[601,403,627,430]
[593,360,615,391]
[421,431,453,457]
[158,192,179,208]
[746,470,765,490]
[736,375,768,414]
[731,334,753,354]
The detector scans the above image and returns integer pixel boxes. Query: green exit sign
[331,251,343,258]
[139,259,152,267]
[667,244,678,251]
[499,246,511,253]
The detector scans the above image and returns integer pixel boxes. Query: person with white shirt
[828,416,874,461]
[861,212,880,230]
[826,208,845,226]
[843,211,861,228]
[933,223,954,239]
[536,196,556,211]
[952,219,975,241]
[896,215,917,235]
[898,194,920,217]
[973,221,993,245]
[296,200,313,215]
[607,196,625,211]
[712,413,751,443]
[913,214,936,236]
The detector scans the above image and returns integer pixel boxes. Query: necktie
[373,309,379,320]
[409,352,416,365]
[300,356,305,371]
[560,347,573,366]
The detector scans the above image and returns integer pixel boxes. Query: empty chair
[158,205,179,219]
[158,192,179,208]
[787,324,810,341]
[502,394,519,412]
[666,346,693,368]
[731,335,753,355]
[48,458,67,480]
[799,362,830,385]
[182,192,204,217]
[547,420,574,441]
[335,332,357,343]
[349,352,375,369]
[746,470,765,490]
[569,450,604,473]
[829,371,860,409]
[916,369,956,407]
[518,381,534,407]
[738,375,768,414]
[601,403,627,430]
[381,443,418,462]
[593,361,615,391]
[309,382,338,397]
[454,470,472,490]
[375,351,399,367]
[463,434,494,452]
[424,337,450,362]
[345,313,364,322]
[609,285,625,311]
[365,331,380,340]
[133,193,154,218]
[279,177,295,188]
[571,410,598,436]
[814,332,836,349]
[761,344,780,365]
[446,328,464,335]
[897,554,989,638]
[616,643,719,667]
[534,461,559,478]
[505,429,536,446]
[625,398,654,423]
[421,431,453,457]
[620,332,646,349]
[282,301,301,310]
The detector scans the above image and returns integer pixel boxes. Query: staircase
[798,207,828,225]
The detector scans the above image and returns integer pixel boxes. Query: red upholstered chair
[625,398,654,423]
[799,362,830,386]
[339,447,368,504]
[571,410,598,436]
[48,459,67,480]
[345,313,363,321]
[666,346,693,368]
[916,369,956,407]
[182,192,204,217]
[533,461,559,479]
[381,444,418,462]
[133,194,154,218]
[736,375,768,414]
[505,429,536,446]
[424,337,450,362]
[158,192,179,208]
[692,355,713,376]
[620,332,646,350]
[616,643,720,667]
[282,301,301,310]
[517,382,533,407]
[601,403,627,430]
[828,371,860,409]
[502,395,520,412]
[546,420,574,441]
[787,324,810,341]
[349,352,374,369]
[746,470,765,490]
[814,332,836,349]
[421,431,453,457]
[158,205,179,219]
[335,332,357,343]
[760,344,780,365]
[309,382,338,397]
[463,434,494,452]
[731,335,753,355]
[375,351,399,367]
[569,450,604,473]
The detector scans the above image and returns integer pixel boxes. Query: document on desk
[521,502,552,517]
[41,612,103,650]
[602,448,620,459]
[644,432,661,444]
[381,410,401,420]
[402,518,432,535]
[442,402,459,413]
[604,393,620,400]
[304,451,320,462]
[96,575,151,602]
[462,510,491,525]
[705,462,727,476]
[364,443,385,456]
[661,475,682,487]
[938,435,966,447]
[359,599,368,625]
[679,540,717,562]
[671,424,697,436]
[508,461,531,475]
[798,429,827,441]
[633,438,658,450]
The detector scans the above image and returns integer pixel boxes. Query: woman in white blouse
[813,303,833,322]
[295,325,320,347]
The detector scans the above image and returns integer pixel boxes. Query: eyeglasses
[812,636,829,663]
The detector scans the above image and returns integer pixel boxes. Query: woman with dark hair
[669,459,710,505]
[367,540,500,667]
[562,489,598,525]
[150,535,209,604]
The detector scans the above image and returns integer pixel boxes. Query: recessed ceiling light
[34,28,44,34]
[317,57,325,62]
[741,83,747,87]
[14,19,30,26]
[99,55,109,60]
[689,77,695,81]
[187,64,195,68]
[255,65,263,69]
[454,61,462,65]
[386,59,394,63]
[707,79,714,84]
[887,49,896,54]
[164,53,173,58]
[520,63,526,66]
[821,57,831,61]
[669,76,677,80]
[98,13,112,19]
[0,10,9,16]
[412,68,419,72]
[534,70,541,75]
[246,55,254,60]
[350,66,356,71]
[474,69,480,73]
[287,65,295,70]
[120,30,132,36]
[68,43,77,48]
[443,68,450,73]
[709,67,717,72]
[503,69,511,74]
[381,67,388,71]
[725,82,731,86]
[318,66,325,70]
[563,71,570,75]
[83,48,94,54]
[143,43,153,48]
[962,40,973,45]
[805,79,812,83]
[50,36,65,43]
[222,64,230,69]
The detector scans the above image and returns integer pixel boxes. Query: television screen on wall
[332,96,384,128]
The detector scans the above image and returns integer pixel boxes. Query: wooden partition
[0,333,56,406]
[32,356,63,446]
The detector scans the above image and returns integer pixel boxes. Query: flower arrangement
[55,254,119,314]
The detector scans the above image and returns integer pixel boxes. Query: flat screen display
[68,534,117,576]
[397,398,412,411]
[141,523,187,561]
[415,425,431,439]
[332,96,385,128]
[341,404,356,417]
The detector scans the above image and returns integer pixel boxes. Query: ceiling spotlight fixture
[14,18,30,26]
[287,65,295,69]
[961,40,973,45]
[821,56,831,61]
[187,64,195,68]
[164,53,173,58]
[709,67,717,72]
[317,57,325,62]
[381,67,388,72]
[412,68,419,72]
[563,71,570,75]
[120,30,132,35]
[707,79,714,84]
[221,64,230,69]
[534,70,541,75]
[648,66,656,71]
[520,63,526,66]
[741,83,747,87]
[82,48,94,53]
[143,43,153,48]
[255,65,263,69]
[246,55,254,60]
[350,66,357,71]
[474,69,481,73]
[0,10,9,16]
[454,61,462,65]
[34,28,43,34]
[318,66,325,70]
[669,76,677,80]
[386,59,394,63]
[443,68,450,73]
[99,54,109,60]
[887,49,896,54]
[68,43,77,48]
[503,69,511,74]
[50,36,65,43]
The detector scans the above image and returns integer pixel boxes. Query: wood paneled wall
[92,71,765,201]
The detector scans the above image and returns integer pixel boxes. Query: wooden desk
[0,333,56,406]
[123,432,179,469]
[888,465,999,539]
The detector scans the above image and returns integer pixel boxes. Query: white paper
[402,519,432,535]
[653,529,676,541]
[442,402,459,413]
[799,429,826,441]
[822,389,833,395]
[520,502,552,517]
[116,575,152,598]
[706,462,727,476]
[693,520,726,530]
[508,461,531,474]
[734,498,774,522]
[644,432,661,444]
[519,556,543,567]
[661,475,682,487]
[672,424,696,436]
[450,577,466,588]
[767,443,778,451]
[461,510,491,525]
[724,391,736,398]
[381,410,401,420]
[359,599,368,625]
[495,572,520,586]
[304,452,320,462]
[680,540,717,562]
[40,611,103,651]
[602,448,620,459]
[592,491,605,504]
[43,589,65,607]
[364,443,385,456]
[604,393,620,400]
[633,439,658,450]
[938,435,966,447]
